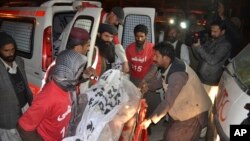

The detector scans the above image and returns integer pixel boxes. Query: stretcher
[119,99,149,141]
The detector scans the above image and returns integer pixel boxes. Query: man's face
[0,43,16,63]
[167,28,178,43]
[108,12,120,26]
[135,32,147,49]
[100,32,114,44]
[153,50,171,69]
[74,40,91,56]
[81,40,91,55]
[211,25,224,39]
[97,32,116,63]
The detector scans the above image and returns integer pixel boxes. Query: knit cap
[98,23,117,35]
[70,27,90,42]
[0,32,16,49]
[66,27,90,49]
[111,7,124,24]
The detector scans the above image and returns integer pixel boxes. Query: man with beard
[192,19,231,92]
[83,4,129,73]
[91,23,118,84]
[120,25,158,140]
[100,6,130,74]
[0,32,33,141]
[56,3,129,73]
[125,24,156,86]
[141,42,211,141]
[167,26,190,65]
[42,27,96,89]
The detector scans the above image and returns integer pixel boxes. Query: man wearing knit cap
[89,24,115,84]
[17,50,88,141]
[66,27,96,80]
[40,28,96,138]
[42,27,96,88]
[100,7,130,73]
[56,3,128,72]
[72,2,124,26]
[101,6,124,26]
[96,24,117,59]
[0,32,33,141]
[89,23,122,84]
[98,23,118,36]
[66,27,91,55]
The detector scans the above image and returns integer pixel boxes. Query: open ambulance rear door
[58,7,102,91]
[59,8,101,67]
[118,7,156,49]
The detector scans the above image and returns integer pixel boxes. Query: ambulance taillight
[42,26,53,72]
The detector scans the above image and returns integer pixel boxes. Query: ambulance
[211,43,250,141]
[0,0,156,95]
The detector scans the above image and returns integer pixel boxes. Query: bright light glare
[125,105,130,109]
[180,21,187,29]
[216,134,220,141]
[209,86,219,104]
[169,19,175,24]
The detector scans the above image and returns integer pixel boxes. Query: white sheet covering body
[63,69,141,141]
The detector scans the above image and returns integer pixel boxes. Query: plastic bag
[63,69,141,141]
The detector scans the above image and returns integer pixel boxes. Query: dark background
[1,0,250,47]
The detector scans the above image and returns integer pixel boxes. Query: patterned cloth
[0,128,22,141]
[53,50,87,91]
[63,69,141,141]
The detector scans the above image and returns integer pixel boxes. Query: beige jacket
[164,64,211,121]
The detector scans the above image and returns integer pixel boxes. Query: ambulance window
[0,18,35,59]
[234,43,250,91]
[53,12,75,42]
[121,14,152,49]
[73,16,93,33]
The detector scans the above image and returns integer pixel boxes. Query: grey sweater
[0,56,33,129]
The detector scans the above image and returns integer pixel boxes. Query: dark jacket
[195,36,231,85]
[0,56,33,129]
[223,18,243,58]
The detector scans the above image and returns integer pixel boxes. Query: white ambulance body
[211,43,250,141]
[0,0,102,94]
[0,0,155,95]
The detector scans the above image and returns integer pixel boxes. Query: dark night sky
[1,0,249,44]
[0,0,212,9]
